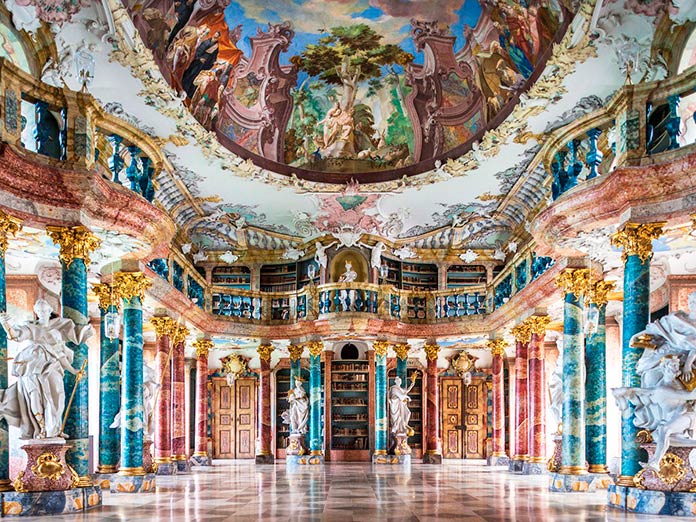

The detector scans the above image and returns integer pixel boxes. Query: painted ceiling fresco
[125,0,573,180]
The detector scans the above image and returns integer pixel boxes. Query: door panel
[213,378,235,458]
[235,378,256,459]
[464,379,487,459]
[441,378,462,459]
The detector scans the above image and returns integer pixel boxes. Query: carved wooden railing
[0,58,164,203]
[536,64,696,202]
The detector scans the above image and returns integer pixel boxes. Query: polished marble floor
[16,460,696,521]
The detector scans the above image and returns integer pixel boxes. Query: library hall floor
[14,461,693,522]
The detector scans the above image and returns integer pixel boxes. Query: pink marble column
[423,343,442,464]
[191,339,212,466]
[151,317,176,475]
[488,339,508,466]
[511,324,530,472]
[171,326,190,472]
[255,343,274,464]
[527,317,549,473]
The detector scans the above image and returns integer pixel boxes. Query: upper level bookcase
[381,257,438,291]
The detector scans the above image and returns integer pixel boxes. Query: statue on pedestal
[0,299,93,441]
[389,373,417,455]
[613,292,696,487]
[281,378,309,456]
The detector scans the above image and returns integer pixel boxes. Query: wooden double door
[212,377,256,459]
[441,376,487,459]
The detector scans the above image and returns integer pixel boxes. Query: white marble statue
[370,242,387,270]
[314,241,337,270]
[339,261,358,283]
[389,374,417,436]
[281,379,309,434]
[0,299,93,440]
[613,292,696,471]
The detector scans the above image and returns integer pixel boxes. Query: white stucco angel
[314,241,337,270]
[0,299,93,440]
[281,378,309,434]
[369,241,387,270]
[389,374,417,437]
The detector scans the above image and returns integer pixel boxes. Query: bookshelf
[330,360,370,455]
[387,367,423,457]
[261,263,297,292]
[212,265,251,290]
[380,257,439,291]
[446,265,486,289]
[297,259,320,289]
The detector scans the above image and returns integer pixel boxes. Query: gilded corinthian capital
[486,339,508,356]
[46,225,101,267]
[257,343,274,361]
[526,315,550,336]
[193,339,214,359]
[92,283,121,311]
[306,341,323,357]
[0,210,22,255]
[610,222,665,263]
[586,280,616,307]
[555,268,590,297]
[511,323,531,344]
[112,272,152,302]
[288,344,304,362]
[392,343,410,361]
[373,340,390,357]
[150,316,176,338]
[423,343,439,361]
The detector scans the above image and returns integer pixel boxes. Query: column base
[286,454,323,468]
[608,484,696,515]
[549,472,612,492]
[190,454,212,467]
[422,451,442,465]
[487,454,510,467]
[173,457,191,473]
[373,454,411,466]
[522,460,547,475]
[508,458,527,473]
[0,486,102,516]
[255,453,275,465]
[154,462,178,476]
[110,473,156,494]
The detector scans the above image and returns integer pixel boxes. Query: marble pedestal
[154,461,177,476]
[0,486,101,516]
[373,454,411,466]
[608,484,696,516]
[14,442,76,492]
[509,459,526,473]
[175,458,191,473]
[487,454,510,467]
[190,454,212,467]
[255,454,275,465]
[522,460,547,475]
[286,454,323,469]
[109,473,156,493]
[422,452,442,464]
[549,472,612,492]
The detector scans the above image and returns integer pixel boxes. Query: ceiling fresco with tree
[124,0,574,181]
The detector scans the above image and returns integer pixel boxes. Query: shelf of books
[330,360,371,461]
[380,257,439,291]
[388,367,423,458]
[275,366,310,459]
[260,263,297,292]
[211,265,252,290]
[446,264,486,289]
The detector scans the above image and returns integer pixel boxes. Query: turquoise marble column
[394,343,409,384]
[47,226,100,484]
[113,272,151,475]
[307,341,323,457]
[584,280,614,475]
[556,268,589,475]
[611,223,663,484]
[0,211,21,491]
[373,341,389,457]
[92,284,121,474]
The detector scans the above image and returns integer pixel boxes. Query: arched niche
[329,248,369,283]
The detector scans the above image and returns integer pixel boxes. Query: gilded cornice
[91,283,121,311]
[392,343,410,361]
[150,316,176,338]
[555,268,590,297]
[257,343,274,362]
[486,339,508,357]
[586,279,616,307]
[193,339,214,359]
[423,343,440,361]
[511,323,532,344]
[306,341,323,357]
[287,344,304,362]
[373,340,389,357]
[46,225,101,268]
[0,210,22,255]
[610,222,665,263]
[112,272,152,302]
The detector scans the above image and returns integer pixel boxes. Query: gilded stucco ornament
[46,226,101,268]
[306,341,323,357]
[373,340,389,357]
[610,222,665,263]
[288,344,304,362]
[586,280,616,307]
[112,272,152,302]
[486,339,507,357]
[257,343,275,362]
[452,352,474,377]
[149,316,176,338]
[171,325,189,347]
[526,316,551,336]
[392,343,410,361]
[511,323,532,344]
[423,343,439,361]
[91,283,121,311]
[221,353,247,381]
[0,210,23,255]
[193,339,214,359]
[555,268,590,297]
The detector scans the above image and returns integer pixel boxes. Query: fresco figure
[182,30,220,98]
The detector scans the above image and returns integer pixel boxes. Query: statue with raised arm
[314,241,337,270]
[281,378,309,435]
[370,241,387,270]
[339,261,358,283]
[0,299,93,440]
[389,374,417,437]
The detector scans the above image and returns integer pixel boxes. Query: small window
[340,343,359,360]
